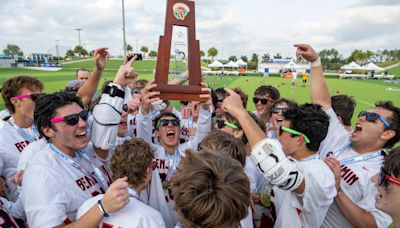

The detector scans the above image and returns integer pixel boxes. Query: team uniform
[0,109,11,120]
[0,117,40,202]
[21,142,112,227]
[319,107,392,227]
[136,105,212,227]
[271,157,336,228]
[76,194,166,228]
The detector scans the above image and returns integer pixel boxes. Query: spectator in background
[76,68,90,82]
[373,147,400,228]
[331,95,356,132]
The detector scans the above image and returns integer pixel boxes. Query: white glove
[250,138,304,191]
[152,100,169,112]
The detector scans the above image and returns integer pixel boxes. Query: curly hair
[199,130,246,167]
[284,103,329,151]
[383,147,400,178]
[34,91,83,140]
[172,150,250,228]
[375,101,400,149]
[110,138,154,186]
[1,76,43,113]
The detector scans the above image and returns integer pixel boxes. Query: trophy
[154,0,208,101]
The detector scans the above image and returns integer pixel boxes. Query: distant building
[0,54,16,68]
[25,53,52,65]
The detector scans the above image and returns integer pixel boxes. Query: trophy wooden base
[155,84,208,102]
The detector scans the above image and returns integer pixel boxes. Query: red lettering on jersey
[159,159,166,169]
[99,165,112,185]
[102,222,114,228]
[84,176,96,188]
[14,140,29,152]
[75,179,86,191]
[340,165,359,186]
[64,217,72,224]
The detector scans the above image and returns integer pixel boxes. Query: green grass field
[1,59,399,126]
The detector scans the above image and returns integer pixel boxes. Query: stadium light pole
[55,40,60,63]
[121,0,127,57]
[75,28,83,46]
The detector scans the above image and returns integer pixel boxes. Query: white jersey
[0,109,11,120]
[0,118,40,202]
[320,107,392,228]
[273,159,336,228]
[136,105,211,227]
[76,194,166,228]
[21,143,112,227]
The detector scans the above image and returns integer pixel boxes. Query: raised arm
[77,47,109,106]
[294,44,331,111]
[222,88,305,193]
[91,56,137,159]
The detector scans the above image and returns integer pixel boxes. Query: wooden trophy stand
[154,0,207,102]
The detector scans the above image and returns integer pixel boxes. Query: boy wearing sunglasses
[222,88,336,228]
[76,138,165,227]
[252,85,280,138]
[135,80,212,227]
[20,56,138,227]
[373,147,400,228]
[296,43,400,227]
[0,76,43,202]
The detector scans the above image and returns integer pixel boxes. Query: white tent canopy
[208,60,224,68]
[361,62,384,71]
[235,59,247,66]
[282,60,301,69]
[224,60,239,68]
[341,61,363,70]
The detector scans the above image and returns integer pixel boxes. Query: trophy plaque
[154,0,207,101]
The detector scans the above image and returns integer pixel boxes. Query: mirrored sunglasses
[50,110,89,126]
[272,107,289,114]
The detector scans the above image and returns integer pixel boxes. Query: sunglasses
[378,168,400,188]
[13,93,43,101]
[253,97,273,105]
[279,126,310,144]
[272,107,289,114]
[216,118,239,129]
[358,111,393,130]
[50,110,89,126]
[156,119,180,128]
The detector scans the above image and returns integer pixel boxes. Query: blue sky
[1,0,399,59]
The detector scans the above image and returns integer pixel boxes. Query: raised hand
[113,56,138,87]
[294,44,319,62]
[199,82,212,110]
[222,87,247,118]
[94,47,109,70]
[140,80,161,115]
[101,177,130,214]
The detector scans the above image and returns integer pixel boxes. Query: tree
[228,55,237,62]
[273,53,282,59]
[140,46,149,58]
[207,47,218,60]
[65,50,75,59]
[126,44,133,51]
[89,50,95,56]
[149,50,157,58]
[3,44,23,57]
[251,53,259,64]
[73,45,88,58]
[261,53,270,63]
[319,48,343,70]
[240,55,248,63]
[200,50,205,59]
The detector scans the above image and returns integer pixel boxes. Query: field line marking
[355,98,374,107]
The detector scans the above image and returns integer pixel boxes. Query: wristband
[310,57,321,67]
[97,199,109,217]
